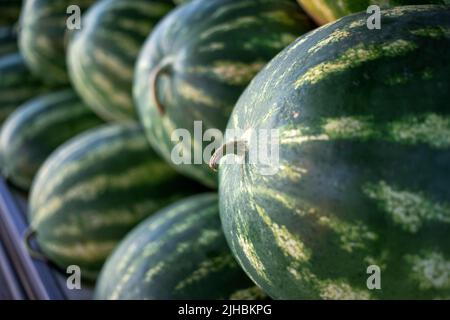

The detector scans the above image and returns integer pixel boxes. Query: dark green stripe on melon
[68,0,174,121]
[0,27,18,57]
[218,5,450,299]
[0,0,22,26]
[297,0,450,25]
[0,89,104,190]
[95,193,266,300]
[28,122,205,281]
[0,53,53,124]
[19,0,96,84]
[134,0,315,188]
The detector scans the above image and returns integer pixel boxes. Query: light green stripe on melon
[307,29,351,55]
[319,281,371,300]
[119,205,219,273]
[275,163,308,182]
[109,204,219,297]
[143,261,166,283]
[115,18,155,37]
[93,48,134,81]
[211,1,256,20]
[363,181,450,233]
[33,161,173,228]
[286,262,373,299]
[317,215,378,253]
[280,129,329,145]
[388,114,450,148]
[114,241,140,277]
[197,42,226,52]
[250,184,377,258]
[68,43,113,119]
[279,114,450,149]
[243,33,297,51]
[199,16,261,40]
[42,240,117,263]
[109,241,165,299]
[294,40,418,89]
[323,116,377,139]
[96,30,142,54]
[90,72,132,109]
[145,195,216,234]
[384,5,444,17]
[410,27,450,39]
[162,121,209,166]
[236,231,268,281]
[254,203,311,262]
[143,227,222,283]
[51,200,164,237]
[251,185,304,215]
[188,60,265,86]
[33,130,148,207]
[406,252,450,290]
[5,103,88,155]
[175,253,235,291]
[229,286,267,300]
[286,23,330,56]
[178,81,222,108]
[348,19,366,29]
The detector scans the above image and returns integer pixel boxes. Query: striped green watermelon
[95,193,267,300]
[0,53,53,124]
[216,5,450,299]
[0,0,22,26]
[134,0,315,188]
[19,0,96,85]
[68,0,174,122]
[28,122,205,281]
[0,27,18,57]
[297,0,450,25]
[0,89,104,190]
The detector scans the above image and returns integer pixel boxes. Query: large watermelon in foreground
[0,89,104,190]
[28,123,205,281]
[216,5,450,299]
[297,0,450,25]
[68,0,174,121]
[95,193,266,300]
[0,53,52,124]
[19,0,97,85]
[134,0,315,188]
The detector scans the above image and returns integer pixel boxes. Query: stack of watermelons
[0,0,448,300]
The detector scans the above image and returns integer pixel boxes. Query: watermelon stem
[209,140,248,171]
[23,227,50,262]
[150,58,173,115]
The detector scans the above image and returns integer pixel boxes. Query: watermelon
[216,5,450,299]
[134,0,315,188]
[0,53,53,124]
[68,0,174,122]
[28,122,205,281]
[19,0,96,85]
[297,0,450,25]
[0,0,22,26]
[95,193,267,300]
[0,89,104,190]
[0,27,18,57]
